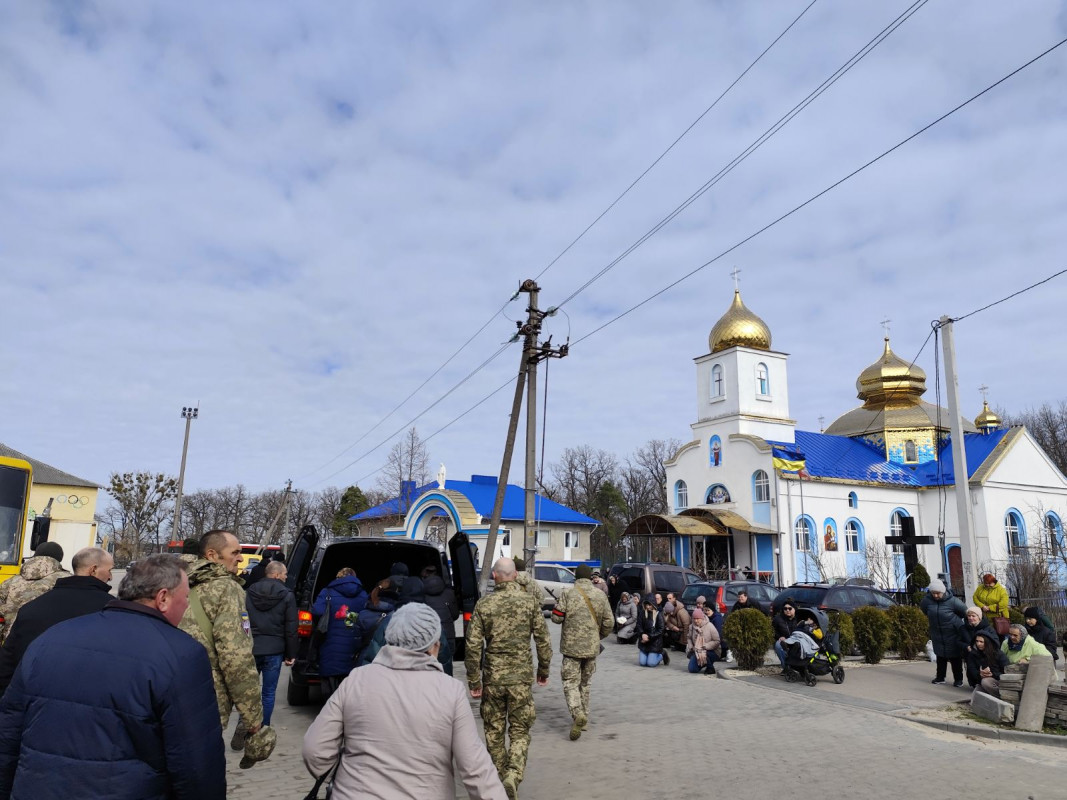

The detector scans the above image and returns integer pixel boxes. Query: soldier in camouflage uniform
[465,557,551,800]
[178,530,264,746]
[550,563,614,740]
[0,542,69,644]
[512,557,544,607]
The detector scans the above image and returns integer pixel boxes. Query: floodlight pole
[172,406,198,542]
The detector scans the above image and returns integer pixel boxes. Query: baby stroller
[783,608,845,687]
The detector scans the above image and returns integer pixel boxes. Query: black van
[283,525,480,705]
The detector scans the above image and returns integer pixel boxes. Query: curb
[891,712,1067,748]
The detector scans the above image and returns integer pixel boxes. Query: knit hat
[966,606,982,618]
[927,578,946,594]
[240,725,277,769]
[397,576,425,605]
[663,602,675,614]
[1023,606,1041,621]
[386,602,442,652]
[692,607,705,619]
[390,562,410,577]
[34,541,63,561]
[513,557,526,571]
[696,596,706,605]
[575,564,593,580]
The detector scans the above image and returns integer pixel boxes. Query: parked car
[679,580,777,616]
[531,563,576,610]
[770,582,896,615]
[606,562,703,599]
[283,525,479,705]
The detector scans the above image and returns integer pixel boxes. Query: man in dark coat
[245,561,297,726]
[421,565,460,657]
[0,548,114,696]
[772,598,798,670]
[242,550,285,591]
[0,554,225,800]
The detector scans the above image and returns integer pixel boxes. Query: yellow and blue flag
[772,446,807,474]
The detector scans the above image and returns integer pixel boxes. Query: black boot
[662,651,670,666]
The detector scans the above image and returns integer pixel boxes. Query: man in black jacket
[245,561,297,727]
[0,547,114,696]
[772,599,798,671]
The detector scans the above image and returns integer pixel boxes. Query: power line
[950,267,1067,323]
[572,33,1067,347]
[292,3,818,485]
[555,0,931,311]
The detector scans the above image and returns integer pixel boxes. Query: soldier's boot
[230,720,248,751]
[502,772,520,799]
[569,712,587,741]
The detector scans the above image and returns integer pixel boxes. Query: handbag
[316,594,332,634]
[302,761,339,800]
[993,616,1011,637]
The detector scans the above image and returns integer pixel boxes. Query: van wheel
[287,676,310,706]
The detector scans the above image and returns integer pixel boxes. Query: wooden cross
[885,516,935,594]
[730,266,742,291]
[880,317,892,338]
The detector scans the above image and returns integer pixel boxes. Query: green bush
[722,608,774,671]
[852,606,892,664]
[909,563,932,606]
[886,604,929,660]
[1008,607,1026,626]
[827,610,855,655]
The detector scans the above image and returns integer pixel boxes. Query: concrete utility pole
[939,316,979,602]
[172,406,198,541]
[282,479,292,546]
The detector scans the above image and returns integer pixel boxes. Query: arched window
[889,510,907,553]
[794,517,812,552]
[844,519,862,553]
[753,470,770,503]
[904,440,917,462]
[756,363,770,396]
[1046,513,1064,556]
[1005,509,1026,554]
[675,480,688,511]
[848,491,858,509]
[711,364,724,398]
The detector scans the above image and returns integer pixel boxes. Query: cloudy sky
[3,1,1066,499]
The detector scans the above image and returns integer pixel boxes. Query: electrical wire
[949,267,1067,323]
[556,0,931,311]
[570,33,1067,348]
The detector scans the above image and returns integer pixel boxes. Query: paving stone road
[224,625,1067,799]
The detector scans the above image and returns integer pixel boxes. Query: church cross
[730,266,742,292]
[880,318,892,338]
[979,384,989,403]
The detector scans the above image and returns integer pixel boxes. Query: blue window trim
[1005,508,1027,548]
[674,480,688,512]
[1046,512,1064,549]
[752,469,770,503]
[848,491,858,509]
[844,517,865,553]
[794,514,816,552]
[756,362,770,396]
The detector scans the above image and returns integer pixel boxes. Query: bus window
[0,461,32,568]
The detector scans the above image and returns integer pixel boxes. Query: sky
[2,1,1066,500]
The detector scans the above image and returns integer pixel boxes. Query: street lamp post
[172,406,198,543]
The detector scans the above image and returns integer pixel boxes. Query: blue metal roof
[351,474,600,525]
[768,428,1010,487]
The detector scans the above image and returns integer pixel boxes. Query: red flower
[334,604,349,619]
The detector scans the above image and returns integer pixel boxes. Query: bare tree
[378,427,431,514]
[856,542,903,591]
[547,445,619,518]
[99,471,178,563]
[1000,400,1067,475]
[625,438,681,516]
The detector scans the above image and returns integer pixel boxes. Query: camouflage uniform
[464,580,551,790]
[0,556,69,644]
[178,559,264,731]
[514,569,545,606]
[550,577,613,731]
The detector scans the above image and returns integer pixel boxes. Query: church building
[634,288,1067,593]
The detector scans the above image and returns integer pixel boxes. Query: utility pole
[282,479,292,547]
[939,316,978,602]
[172,406,198,542]
[524,282,540,569]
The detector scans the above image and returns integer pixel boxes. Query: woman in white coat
[303,602,506,800]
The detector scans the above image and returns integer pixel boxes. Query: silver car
[532,563,577,609]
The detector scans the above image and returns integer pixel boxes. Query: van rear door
[286,524,320,598]
[448,532,480,660]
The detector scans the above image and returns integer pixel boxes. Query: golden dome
[709,290,772,353]
[975,401,1001,431]
[856,338,926,406]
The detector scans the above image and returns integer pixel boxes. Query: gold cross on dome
[880,318,892,338]
[979,384,989,402]
[730,266,742,291]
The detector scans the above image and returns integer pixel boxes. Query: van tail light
[818,604,829,610]
[298,610,313,637]
[463,612,473,622]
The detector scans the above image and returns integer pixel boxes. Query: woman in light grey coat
[616,592,639,643]
[303,603,506,800]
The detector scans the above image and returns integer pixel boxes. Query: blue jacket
[0,600,225,800]
[311,576,369,677]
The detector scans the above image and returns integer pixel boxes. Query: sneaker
[502,773,519,800]
[953,680,964,688]
[931,678,946,685]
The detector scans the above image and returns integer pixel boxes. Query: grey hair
[71,547,111,574]
[265,561,286,578]
[119,554,187,601]
[1008,623,1027,636]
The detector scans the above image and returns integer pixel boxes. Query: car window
[534,566,554,582]
[653,570,684,593]
[620,567,643,593]
[870,590,894,608]
[556,568,575,584]
[684,572,702,585]
[724,587,739,605]
[774,587,827,608]
[680,584,713,604]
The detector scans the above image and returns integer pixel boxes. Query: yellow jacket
[972,581,1009,619]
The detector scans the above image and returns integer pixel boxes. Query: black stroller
[783,608,845,686]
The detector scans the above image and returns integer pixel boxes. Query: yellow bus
[0,457,33,584]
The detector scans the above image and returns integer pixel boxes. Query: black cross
[885,517,935,596]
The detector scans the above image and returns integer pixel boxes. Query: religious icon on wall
[708,484,730,504]
[823,521,838,552]
[709,435,722,467]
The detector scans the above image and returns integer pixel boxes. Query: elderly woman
[921,579,967,687]
[972,573,1009,624]
[636,594,666,667]
[1001,623,1049,665]
[686,607,721,675]
[615,592,638,643]
[960,607,994,688]
[303,603,506,800]
[663,597,691,652]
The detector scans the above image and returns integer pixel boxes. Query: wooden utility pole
[172,406,198,540]
[939,315,979,601]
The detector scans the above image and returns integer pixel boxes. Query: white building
[648,289,1067,592]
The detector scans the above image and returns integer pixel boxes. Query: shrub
[886,604,929,660]
[722,608,774,671]
[1008,607,1026,626]
[827,610,855,655]
[852,606,892,664]
[910,563,932,606]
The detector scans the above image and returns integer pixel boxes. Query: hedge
[722,608,774,671]
[852,606,892,664]
[886,604,928,660]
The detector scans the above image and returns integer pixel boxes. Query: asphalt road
[225,625,1067,800]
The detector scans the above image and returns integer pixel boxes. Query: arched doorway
[946,544,962,594]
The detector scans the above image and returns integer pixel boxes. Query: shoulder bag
[574,585,606,654]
